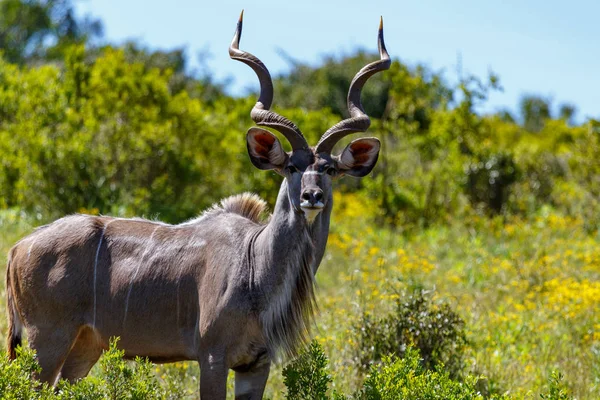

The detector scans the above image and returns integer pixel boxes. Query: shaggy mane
[220,193,268,223]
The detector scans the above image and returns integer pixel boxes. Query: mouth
[300,201,324,223]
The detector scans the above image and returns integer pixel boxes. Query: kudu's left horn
[229,10,309,151]
[315,17,391,154]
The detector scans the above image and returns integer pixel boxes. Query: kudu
[5,12,390,399]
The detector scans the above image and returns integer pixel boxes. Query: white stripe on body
[123,226,160,327]
[175,236,206,327]
[26,237,37,261]
[92,219,117,329]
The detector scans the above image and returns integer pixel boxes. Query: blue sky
[75,0,599,121]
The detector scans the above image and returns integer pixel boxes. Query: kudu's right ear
[246,127,289,170]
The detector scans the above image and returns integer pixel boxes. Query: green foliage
[356,348,489,400]
[355,291,467,379]
[0,346,53,399]
[281,344,505,400]
[465,151,518,214]
[0,338,168,399]
[0,43,345,222]
[283,341,333,400]
[115,41,226,103]
[520,95,551,133]
[0,45,255,222]
[274,52,392,119]
[0,0,102,64]
[0,336,578,399]
[540,372,573,400]
[0,26,598,226]
[94,338,164,400]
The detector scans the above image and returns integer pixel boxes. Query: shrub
[540,371,573,400]
[355,290,467,379]
[0,338,167,399]
[93,338,165,400]
[356,347,493,400]
[465,151,518,214]
[0,346,53,399]
[283,341,333,400]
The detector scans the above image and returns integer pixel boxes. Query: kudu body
[5,13,390,399]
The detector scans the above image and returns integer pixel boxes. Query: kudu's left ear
[336,137,380,177]
[247,127,289,170]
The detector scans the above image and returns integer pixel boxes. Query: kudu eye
[322,165,336,176]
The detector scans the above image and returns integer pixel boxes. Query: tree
[116,41,226,103]
[274,52,392,119]
[0,0,102,64]
[520,95,551,132]
[558,103,577,125]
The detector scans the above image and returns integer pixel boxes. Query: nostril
[314,190,323,202]
[301,192,311,201]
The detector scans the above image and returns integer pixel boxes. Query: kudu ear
[336,137,380,177]
[246,127,289,170]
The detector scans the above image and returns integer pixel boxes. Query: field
[1,196,598,398]
[1,1,599,397]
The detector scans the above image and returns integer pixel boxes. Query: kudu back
[5,12,390,399]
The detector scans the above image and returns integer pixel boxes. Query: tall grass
[0,200,598,398]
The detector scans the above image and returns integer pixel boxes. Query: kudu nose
[301,189,324,206]
[314,190,323,202]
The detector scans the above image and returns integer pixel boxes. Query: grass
[1,195,598,398]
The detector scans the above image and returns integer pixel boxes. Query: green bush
[356,347,492,400]
[0,338,169,399]
[280,344,506,400]
[0,336,576,399]
[465,151,518,214]
[354,290,467,379]
[91,338,165,400]
[540,371,573,400]
[0,346,53,399]
[283,341,334,400]
[0,46,208,222]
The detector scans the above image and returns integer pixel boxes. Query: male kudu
[5,13,390,399]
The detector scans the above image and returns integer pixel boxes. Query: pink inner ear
[253,132,276,157]
[351,142,374,164]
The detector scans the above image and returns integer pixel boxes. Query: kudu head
[230,11,391,222]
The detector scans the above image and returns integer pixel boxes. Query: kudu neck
[251,178,332,358]
[255,178,333,276]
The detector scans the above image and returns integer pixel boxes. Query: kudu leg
[59,327,102,383]
[199,353,228,399]
[28,325,79,385]
[234,362,271,400]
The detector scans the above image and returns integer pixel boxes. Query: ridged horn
[229,10,309,151]
[315,17,391,154]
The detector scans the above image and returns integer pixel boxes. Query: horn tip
[377,16,389,60]
[231,10,243,50]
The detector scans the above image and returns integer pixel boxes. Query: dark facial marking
[289,149,315,172]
